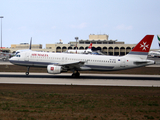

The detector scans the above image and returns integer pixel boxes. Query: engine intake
[47,65,62,74]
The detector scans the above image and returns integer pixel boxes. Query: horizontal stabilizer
[133,60,155,65]
[133,61,148,65]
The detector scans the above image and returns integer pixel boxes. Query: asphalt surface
[0,73,160,87]
[0,57,160,87]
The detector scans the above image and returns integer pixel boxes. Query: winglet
[128,35,154,55]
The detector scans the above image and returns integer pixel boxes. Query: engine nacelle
[47,65,62,74]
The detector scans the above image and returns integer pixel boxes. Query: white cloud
[71,22,87,29]
[115,24,133,30]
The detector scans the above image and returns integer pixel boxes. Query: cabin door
[24,52,30,61]
[120,58,125,67]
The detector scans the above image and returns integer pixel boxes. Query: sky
[0,0,160,49]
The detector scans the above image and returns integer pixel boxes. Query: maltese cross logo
[140,42,149,50]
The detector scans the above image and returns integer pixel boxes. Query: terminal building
[9,34,137,56]
[46,34,136,55]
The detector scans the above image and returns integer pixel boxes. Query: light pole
[75,37,78,54]
[0,16,4,52]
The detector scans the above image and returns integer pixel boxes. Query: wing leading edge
[58,61,85,70]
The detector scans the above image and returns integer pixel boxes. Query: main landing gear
[26,67,30,76]
[72,71,80,77]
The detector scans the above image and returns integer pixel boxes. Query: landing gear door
[120,58,125,67]
[24,52,30,61]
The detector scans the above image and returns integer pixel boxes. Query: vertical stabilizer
[157,35,160,49]
[88,43,92,49]
[127,35,154,59]
[29,37,32,50]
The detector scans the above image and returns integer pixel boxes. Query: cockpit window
[16,55,21,57]
[16,52,20,54]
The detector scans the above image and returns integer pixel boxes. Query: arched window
[114,47,119,55]
[85,47,88,50]
[92,47,96,51]
[114,47,119,51]
[74,47,78,49]
[62,46,67,52]
[68,47,72,50]
[109,47,113,50]
[108,47,113,55]
[126,47,131,54]
[56,46,61,49]
[120,47,125,50]
[97,47,101,51]
[126,47,131,50]
[79,47,84,50]
[120,47,125,55]
[102,47,107,52]
[56,46,61,53]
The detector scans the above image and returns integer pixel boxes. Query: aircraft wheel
[75,72,80,77]
[72,71,80,78]
[26,72,29,76]
[72,73,76,77]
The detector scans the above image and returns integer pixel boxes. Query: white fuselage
[9,50,154,72]
[148,50,160,57]
[65,49,92,54]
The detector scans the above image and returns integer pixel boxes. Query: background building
[10,43,43,53]
[46,34,136,55]
[10,34,137,55]
[0,47,10,53]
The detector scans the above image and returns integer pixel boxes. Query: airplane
[148,50,160,58]
[65,43,92,54]
[9,35,155,77]
[0,51,15,61]
[0,52,10,61]
[148,35,160,57]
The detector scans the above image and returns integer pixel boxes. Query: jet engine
[47,65,62,74]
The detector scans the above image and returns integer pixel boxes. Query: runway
[0,58,160,87]
[0,72,160,87]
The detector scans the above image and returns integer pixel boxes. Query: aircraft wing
[58,61,85,70]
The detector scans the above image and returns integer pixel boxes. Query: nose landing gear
[26,67,30,76]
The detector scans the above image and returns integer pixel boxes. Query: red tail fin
[88,43,92,49]
[128,35,154,55]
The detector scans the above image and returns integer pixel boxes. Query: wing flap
[58,61,85,70]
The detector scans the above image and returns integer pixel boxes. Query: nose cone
[9,57,13,61]
[9,56,15,64]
